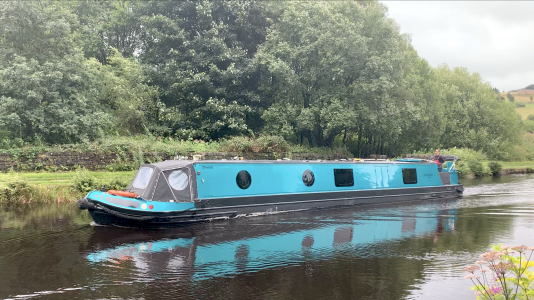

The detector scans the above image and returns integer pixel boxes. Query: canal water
[1,175,534,300]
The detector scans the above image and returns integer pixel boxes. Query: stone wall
[0,151,353,172]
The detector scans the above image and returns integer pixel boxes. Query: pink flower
[490,286,502,294]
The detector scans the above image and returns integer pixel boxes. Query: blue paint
[194,162,446,199]
[85,208,452,281]
[450,171,459,185]
[86,191,195,212]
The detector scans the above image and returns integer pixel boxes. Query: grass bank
[0,170,135,207]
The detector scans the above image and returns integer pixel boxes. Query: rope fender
[98,203,155,222]
[78,197,154,222]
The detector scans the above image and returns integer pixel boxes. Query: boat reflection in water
[84,199,458,282]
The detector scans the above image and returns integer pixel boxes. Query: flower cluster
[463,244,534,300]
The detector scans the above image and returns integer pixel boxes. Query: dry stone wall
[0,151,353,172]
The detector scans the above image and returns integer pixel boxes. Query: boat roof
[149,160,195,170]
[162,159,436,165]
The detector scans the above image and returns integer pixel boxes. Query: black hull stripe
[197,190,458,211]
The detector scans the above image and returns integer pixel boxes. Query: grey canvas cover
[441,155,459,162]
[126,160,197,202]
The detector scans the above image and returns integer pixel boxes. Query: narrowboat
[77,157,463,227]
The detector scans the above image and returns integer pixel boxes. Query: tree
[98,48,160,135]
[257,1,414,151]
[435,66,521,159]
[135,1,273,139]
[507,92,515,102]
[0,1,113,143]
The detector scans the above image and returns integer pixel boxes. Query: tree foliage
[0,0,526,159]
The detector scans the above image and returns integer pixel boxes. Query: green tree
[135,1,273,140]
[98,48,160,135]
[258,1,413,151]
[507,92,515,102]
[436,66,521,159]
[0,1,113,143]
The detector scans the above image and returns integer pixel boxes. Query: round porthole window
[302,170,315,187]
[169,170,189,190]
[236,170,251,189]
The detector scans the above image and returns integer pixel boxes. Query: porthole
[302,170,315,187]
[169,170,189,190]
[236,170,251,189]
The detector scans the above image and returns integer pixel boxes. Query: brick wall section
[0,151,353,172]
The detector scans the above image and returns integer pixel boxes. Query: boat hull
[82,184,463,227]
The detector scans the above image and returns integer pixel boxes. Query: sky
[382,1,534,92]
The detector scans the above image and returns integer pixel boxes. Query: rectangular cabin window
[132,167,154,189]
[334,169,354,187]
[402,168,417,184]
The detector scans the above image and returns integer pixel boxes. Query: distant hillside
[516,84,534,94]
[502,91,534,120]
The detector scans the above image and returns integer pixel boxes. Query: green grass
[516,103,534,120]
[0,171,136,188]
[497,161,534,169]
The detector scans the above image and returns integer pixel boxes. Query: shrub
[219,135,290,154]
[456,161,471,178]
[488,161,503,176]
[72,168,130,192]
[72,168,99,193]
[468,160,488,177]
[104,180,129,191]
[0,178,34,205]
[256,135,290,153]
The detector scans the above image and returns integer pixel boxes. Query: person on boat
[432,149,445,172]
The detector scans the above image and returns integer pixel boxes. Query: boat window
[132,167,154,189]
[302,170,315,187]
[169,170,189,191]
[402,168,417,184]
[236,170,252,189]
[334,169,354,187]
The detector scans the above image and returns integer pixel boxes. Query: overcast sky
[382,1,534,92]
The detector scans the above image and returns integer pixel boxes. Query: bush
[72,168,99,193]
[72,168,130,192]
[488,161,502,176]
[0,178,34,205]
[455,161,470,178]
[468,160,489,177]
[104,180,129,191]
[219,135,290,154]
